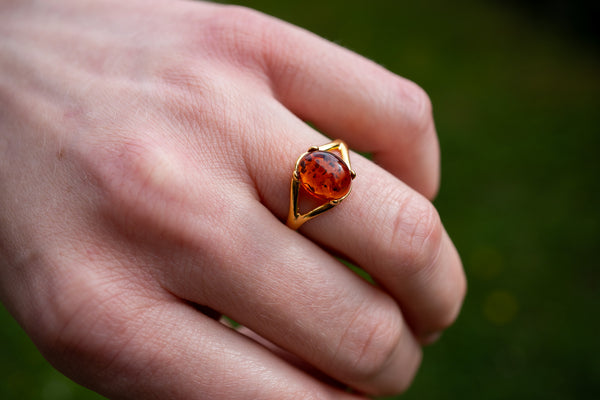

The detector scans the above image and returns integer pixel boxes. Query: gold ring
[286,139,356,230]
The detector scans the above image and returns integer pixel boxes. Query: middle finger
[246,98,466,340]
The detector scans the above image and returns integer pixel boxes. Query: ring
[286,139,356,230]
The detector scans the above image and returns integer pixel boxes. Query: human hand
[0,0,465,398]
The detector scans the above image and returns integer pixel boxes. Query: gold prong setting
[286,139,355,230]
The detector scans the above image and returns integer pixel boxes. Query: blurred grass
[1,0,599,398]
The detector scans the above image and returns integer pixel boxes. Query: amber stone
[297,151,352,200]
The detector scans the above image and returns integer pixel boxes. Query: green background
[1,0,598,398]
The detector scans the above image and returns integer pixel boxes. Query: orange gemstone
[297,151,352,201]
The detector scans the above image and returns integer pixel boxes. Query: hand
[0,0,466,398]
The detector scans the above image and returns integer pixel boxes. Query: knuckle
[385,194,443,276]
[155,59,217,100]
[395,79,434,141]
[406,200,443,271]
[336,301,403,381]
[86,138,186,230]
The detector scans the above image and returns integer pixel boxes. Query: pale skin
[0,0,466,398]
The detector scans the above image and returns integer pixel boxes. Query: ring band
[286,139,356,230]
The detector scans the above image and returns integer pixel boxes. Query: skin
[0,0,466,399]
